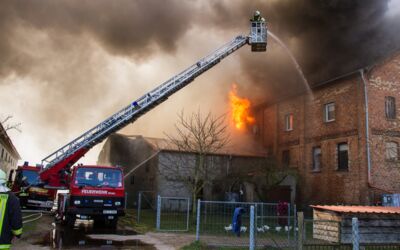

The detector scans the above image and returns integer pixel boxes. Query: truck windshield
[22,170,40,185]
[74,168,122,188]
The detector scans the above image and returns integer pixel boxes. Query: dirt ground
[12,213,195,250]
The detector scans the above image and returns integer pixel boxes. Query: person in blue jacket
[232,207,245,237]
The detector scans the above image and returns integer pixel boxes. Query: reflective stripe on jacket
[0,192,22,246]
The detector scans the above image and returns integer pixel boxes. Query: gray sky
[1,0,399,165]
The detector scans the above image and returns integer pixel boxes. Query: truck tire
[65,214,76,227]
[107,218,118,229]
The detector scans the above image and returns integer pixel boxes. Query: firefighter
[0,169,23,249]
[251,10,262,22]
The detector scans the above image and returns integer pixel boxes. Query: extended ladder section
[41,35,248,171]
[40,15,267,181]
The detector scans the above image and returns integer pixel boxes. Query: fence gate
[137,191,156,224]
[156,195,190,231]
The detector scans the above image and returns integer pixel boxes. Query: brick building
[253,52,400,206]
[0,123,20,175]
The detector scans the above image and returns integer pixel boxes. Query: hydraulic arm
[39,15,267,187]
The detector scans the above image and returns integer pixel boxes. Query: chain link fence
[156,195,190,232]
[195,200,296,248]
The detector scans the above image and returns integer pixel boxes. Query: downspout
[360,69,372,185]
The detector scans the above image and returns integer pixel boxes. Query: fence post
[196,199,201,241]
[287,203,291,243]
[352,217,359,250]
[137,192,142,223]
[297,212,304,250]
[294,204,297,244]
[156,195,161,230]
[249,205,255,250]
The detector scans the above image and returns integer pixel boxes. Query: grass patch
[180,241,248,250]
[121,209,156,233]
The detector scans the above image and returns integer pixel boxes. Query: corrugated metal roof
[310,205,400,215]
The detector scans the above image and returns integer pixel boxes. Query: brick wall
[253,53,400,205]
[367,53,400,195]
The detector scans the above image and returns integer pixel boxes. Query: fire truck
[9,12,267,227]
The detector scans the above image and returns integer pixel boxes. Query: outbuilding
[311,205,400,244]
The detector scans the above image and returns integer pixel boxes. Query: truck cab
[10,164,55,210]
[57,165,125,227]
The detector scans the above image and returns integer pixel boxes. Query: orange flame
[229,84,255,130]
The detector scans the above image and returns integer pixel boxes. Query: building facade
[0,123,20,176]
[97,134,279,208]
[253,52,400,206]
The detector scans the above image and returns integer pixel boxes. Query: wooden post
[297,212,304,250]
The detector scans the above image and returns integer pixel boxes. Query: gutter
[360,69,372,185]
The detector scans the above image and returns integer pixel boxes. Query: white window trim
[324,102,335,123]
[285,114,293,131]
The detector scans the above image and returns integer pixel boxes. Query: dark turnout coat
[0,191,23,248]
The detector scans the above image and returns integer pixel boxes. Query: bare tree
[158,110,229,213]
[0,115,22,135]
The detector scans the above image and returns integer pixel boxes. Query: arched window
[386,141,399,161]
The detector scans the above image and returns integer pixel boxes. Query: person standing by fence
[0,169,23,250]
[277,201,288,226]
[232,207,245,237]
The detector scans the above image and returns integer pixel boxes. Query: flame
[229,84,255,130]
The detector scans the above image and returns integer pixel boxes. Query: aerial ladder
[10,12,267,224]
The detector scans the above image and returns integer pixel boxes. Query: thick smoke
[0,0,193,78]
[199,0,400,101]
[0,0,399,163]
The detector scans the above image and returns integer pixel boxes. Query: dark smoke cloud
[1,0,399,162]
[0,0,193,78]
[196,0,400,102]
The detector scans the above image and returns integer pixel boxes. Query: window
[312,147,322,172]
[337,143,349,171]
[1,148,3,159]
[324,103,335,122]
[386,141,399,161]
[130,175,135,185]
[385,96,396,119]
[285,114,293,131]
[282,150,290,167]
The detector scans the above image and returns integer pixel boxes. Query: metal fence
[156,195,190,232]
[195,200,296,249]
[137,191,156,224]
[299,215,400,250]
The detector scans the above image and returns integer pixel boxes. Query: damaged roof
[311,205,400,215]
[124,134,267,158]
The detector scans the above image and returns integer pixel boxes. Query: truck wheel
[107,218,118,229]
[66,215,76,227]
[93,218,105,227]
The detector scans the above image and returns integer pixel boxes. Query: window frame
[282,150,290,167]
[130,175,135,185]
[312,146,322,172]
[324,102,336,123]
[385,141,399,161]
[284,113,294,131]
[337,143,349,171]
[385,96,396,120]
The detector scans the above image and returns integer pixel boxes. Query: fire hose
[22,212,43,224]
